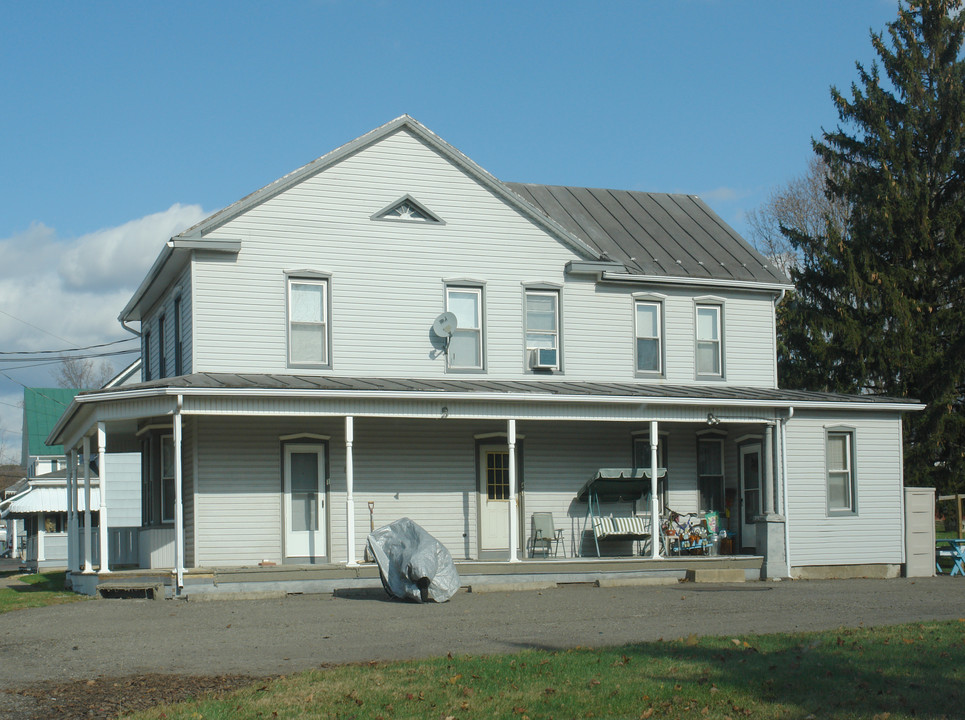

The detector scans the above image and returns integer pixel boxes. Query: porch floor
[68,554,764,599]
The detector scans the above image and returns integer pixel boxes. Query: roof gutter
[60,385,927,413]
[600,271,794,295]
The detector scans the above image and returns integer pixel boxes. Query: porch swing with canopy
[577,467,666,557]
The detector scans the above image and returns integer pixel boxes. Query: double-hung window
[635,300,662,374]
[160,435,175,523]
[525,290,559,370]
[143,330,152,382]
[288,278,329,367]
[157,315,166,379]
[696,304,723,377]
[827,430,857,514]
[696,434,724,513]
[173,296,183,376]
[446,286,483,370]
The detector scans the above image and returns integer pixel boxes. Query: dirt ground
[1,575,964,719]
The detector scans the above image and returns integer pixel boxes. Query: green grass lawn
[132,620,965,720]
[0,570,87,614]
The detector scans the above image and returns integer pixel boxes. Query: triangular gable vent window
[373,196,444,224]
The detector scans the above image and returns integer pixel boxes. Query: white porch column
[82,436,93,573]
[345,416,358,567]
[66,449,75,572]
[763,424,776,516]
[649,420,661,559]
[97,422,110,574]
[37,513,45,563]
[507,418,519,563]
[173,396,184,590]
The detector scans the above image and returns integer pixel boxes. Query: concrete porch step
[96,581,164,600]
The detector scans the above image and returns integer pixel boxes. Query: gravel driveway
[0,576,962,717]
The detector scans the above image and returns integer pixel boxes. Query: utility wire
[0,337,138,356]
[0,308,76,345]
[0,348,140,363]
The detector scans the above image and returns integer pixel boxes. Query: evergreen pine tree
[783,0,965,493]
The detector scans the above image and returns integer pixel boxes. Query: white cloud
[0,204,209,445]
[59,204,208,293]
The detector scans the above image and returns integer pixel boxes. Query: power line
[0,308,76,345]
[0,337,138,356]
[0,348,140,363]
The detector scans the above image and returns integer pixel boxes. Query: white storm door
[479,446,511,551]
[283,444,326,558]
[739,444,762,551]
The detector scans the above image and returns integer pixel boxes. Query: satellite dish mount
[432,312,458,354]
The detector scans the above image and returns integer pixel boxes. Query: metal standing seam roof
[23,388,81,457]
[74,373,920,407]
[505,183,789,285]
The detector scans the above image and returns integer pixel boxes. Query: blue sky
[0,0,900,460]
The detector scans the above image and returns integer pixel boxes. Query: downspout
[781,407,794,574]
[120,319,141,338]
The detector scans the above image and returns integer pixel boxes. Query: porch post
[66,449,75,572]
[345,416,358,567]
[507,418,520,563]
[649,420,661,559]
[763,424,776,516]
[97,422,110,574]
[82,436,93,573]
[173,397,184,590]
[37,513,45,563]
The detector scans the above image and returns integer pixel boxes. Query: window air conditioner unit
[532,348,558,369]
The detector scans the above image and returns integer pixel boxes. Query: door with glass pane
[479,445,512,551]
[739,444,761,551]
[283,444,326,558]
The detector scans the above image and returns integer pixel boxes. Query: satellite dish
[432,311,458,338]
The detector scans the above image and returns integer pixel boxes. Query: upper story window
[143,330,152,382]
[827,429,857,515]
[695,303,723,377]
[173,297,183,376]
[446,286,484,370]
[635,300,663,375]
[288,277,330,367]
[525,290,559,370]
[157,314,166,379]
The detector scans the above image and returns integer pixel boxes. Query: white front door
[479,445,513,551]
[283,444,326,559]
[739,443,762,551]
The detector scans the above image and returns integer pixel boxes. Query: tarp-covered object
[366,517,460,603]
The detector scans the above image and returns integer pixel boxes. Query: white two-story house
[49,116,922,596]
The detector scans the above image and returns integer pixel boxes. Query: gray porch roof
[77,373,919,407]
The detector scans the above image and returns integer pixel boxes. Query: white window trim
[695,302,724,378]
[445,285,485,371]
[287,276,331,369]
[634,299,664,376]
[826,427,858,516]
[524,289,560,371]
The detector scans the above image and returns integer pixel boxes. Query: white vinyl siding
[141,265,192,381]
[187,127,777,387]
[785,411,904,567]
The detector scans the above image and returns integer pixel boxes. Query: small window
[157,315,166,379]
[173,297,183,376]
[446,287,483,370]
[143,330,152,382]
[525,290,559,370]
[160,435,175,524]
[827,430,857,514]
[288,278,329,366]
[697,436,724,513]
[486,450,510,500]
[696,304,722,377]
[635,301,662,374]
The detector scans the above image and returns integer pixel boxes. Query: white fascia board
[601,272,794,295]
[66,386,925,414]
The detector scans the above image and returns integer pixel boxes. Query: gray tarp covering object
[366,517,460,603]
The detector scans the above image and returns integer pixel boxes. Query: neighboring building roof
[0,485,100,518]
[77,373,922,409]
[505,184,788,286]
[22,388,80,459]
